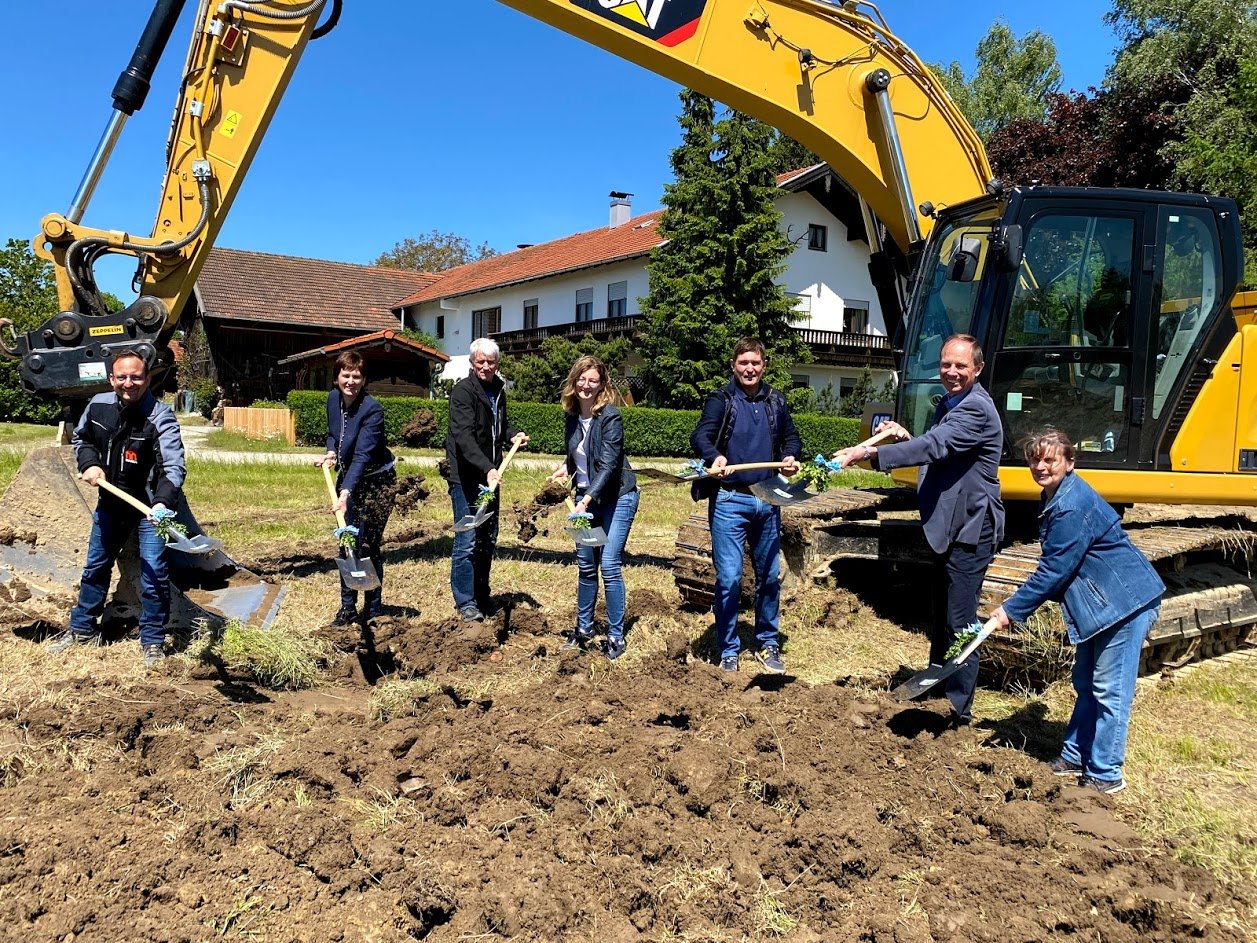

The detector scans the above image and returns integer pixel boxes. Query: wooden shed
[277,329,449,398]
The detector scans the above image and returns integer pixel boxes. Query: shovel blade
[635,467,698,484]
[566,526,609,547]
[166,532,223,555]
[452,507,494,533]
[335,552,380,591]
[749,475,817,507]
[890,620,996,701]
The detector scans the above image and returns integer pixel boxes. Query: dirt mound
[514,479,570,544]
[0,644,1244,942]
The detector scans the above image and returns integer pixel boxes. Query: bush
[0,361,60,424]
[286,389,859,457]
[249,399,287,410]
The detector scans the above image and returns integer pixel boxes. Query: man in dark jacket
[833,334,1004,725]
[446,338,528,621]
[691,337,801,675]
[48,349,186,666]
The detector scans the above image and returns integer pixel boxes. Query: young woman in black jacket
[550,356,639,658]
[318,351,396,626]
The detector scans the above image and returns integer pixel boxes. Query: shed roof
[277,329,449,367]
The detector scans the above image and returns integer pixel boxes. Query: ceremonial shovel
[95,479,222,555]
[321,464,380,591]
[563,493,609,548]
[890,616,1000,701]
[749,429,898,507]
[453,438,523,533]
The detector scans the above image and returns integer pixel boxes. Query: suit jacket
[563,405,637,503]
[875,383,1004,554]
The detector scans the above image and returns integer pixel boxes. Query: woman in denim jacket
[992,429,1164,794]
[549,356,639,659]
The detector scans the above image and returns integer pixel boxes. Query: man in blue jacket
[834,334,1004,724]
[47,349,186,667]
[691,337,801,675]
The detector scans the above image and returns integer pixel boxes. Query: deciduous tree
[374,230,497,273]
[504,335,633,404]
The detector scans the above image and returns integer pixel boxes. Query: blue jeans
[69,505,170,647]
[709,489,780,660]
[450,482,499,612]
[575,488,639,640]
[1061,601,1158,781]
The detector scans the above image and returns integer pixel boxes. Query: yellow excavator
[1,0,1253,669]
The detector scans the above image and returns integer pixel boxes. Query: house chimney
[609,191,632,228]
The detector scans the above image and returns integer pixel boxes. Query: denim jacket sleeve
[1002,504,1091,623]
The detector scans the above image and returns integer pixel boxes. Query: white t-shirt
[574,416,593,489]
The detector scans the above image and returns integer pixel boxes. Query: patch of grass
[0,449,26,498]
[204,735,283,809]
[658,860,737,904]
[339,786,414,832]
[187,619,326,690]
[369,676,441,722]
[574,772,634,826]
[0,422,59,453]
[203,429,318,454]
[751,880,799,936]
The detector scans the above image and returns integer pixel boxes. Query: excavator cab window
[990,212,1140,463]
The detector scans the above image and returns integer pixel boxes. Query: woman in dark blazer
[318,351,396,626]
[550,356,638,659]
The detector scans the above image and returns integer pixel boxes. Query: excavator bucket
[0,446,284,631]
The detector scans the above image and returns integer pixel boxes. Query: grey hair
[469,337,500,360]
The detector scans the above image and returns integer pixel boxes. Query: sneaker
[561,630,592,651]
[1048,757,1084,777]
[1079,775,1126,795]
[459,605,485,623]
[46,630,101,654]
[719,655,740,673]
[330,606,358,627]
[605,637,626,660]
[141,643,166,668]
[755,645,786,675]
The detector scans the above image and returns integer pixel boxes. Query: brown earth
[0,594,1247,943]
[514,479,571,544]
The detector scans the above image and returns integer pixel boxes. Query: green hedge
[287,389,860,457]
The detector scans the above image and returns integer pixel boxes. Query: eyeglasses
[111,375,146,384]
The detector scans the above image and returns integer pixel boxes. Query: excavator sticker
[574,0,707,46]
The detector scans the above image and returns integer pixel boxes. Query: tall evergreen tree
[637,92,808,407]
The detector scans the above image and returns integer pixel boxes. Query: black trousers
[932,539,997,722]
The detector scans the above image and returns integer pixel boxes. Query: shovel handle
[321,463,349,530]
[487,437,524,494]
[94,478,155,516]
[854,428,897,451]
[721,461,794,474]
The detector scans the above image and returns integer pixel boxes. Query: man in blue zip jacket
[47,349,186,667]
[691,337,801,675]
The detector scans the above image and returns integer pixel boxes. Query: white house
[391,164,895,402]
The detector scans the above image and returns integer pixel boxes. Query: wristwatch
[861,446,872,461]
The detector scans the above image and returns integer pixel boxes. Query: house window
[523,300,538,330]
[607,281,628,319]
[790,374,811,388]
[575,288,593,322]
[807,224,828,251]
[843,301,870,334]
[840,377,857,398]
[472,306,501,338]
[436,315,445,339]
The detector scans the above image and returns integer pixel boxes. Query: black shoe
[1047,757,1084,777]
[331,606,358,627]
[605,636,626,660]
[719,655,740,673]
[561,630,593,651]
[1079,774,1126,794]
[755,645,786,674]
[459,605,485,623]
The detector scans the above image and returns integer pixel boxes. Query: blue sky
[0,1,1120,298]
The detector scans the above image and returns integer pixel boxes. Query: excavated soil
[514,479,571,544]
[0,598,1247,943]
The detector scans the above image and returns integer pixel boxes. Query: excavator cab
[897,187,1243,502]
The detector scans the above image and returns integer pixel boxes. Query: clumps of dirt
[399,407,438,447]
[392,472,429,516]
[0,524,37,546]
[0,656,1245,942]
[514,479,570,544]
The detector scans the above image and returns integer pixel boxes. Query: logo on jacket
[124,448,138,464]
[572,0,706,45]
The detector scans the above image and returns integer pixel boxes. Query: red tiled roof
[391,164,827,310]
[197,247,439,331]
[392,211,665,309]
[277,329,449,366]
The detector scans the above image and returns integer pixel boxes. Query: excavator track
[674,489,1257,678]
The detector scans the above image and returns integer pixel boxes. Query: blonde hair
[559,356,614,415]
[1019,427,1076,463]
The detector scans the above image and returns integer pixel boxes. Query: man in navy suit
[833,334,1004,724]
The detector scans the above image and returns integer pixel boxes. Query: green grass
[0,422,59,452]
[0,451,25,499]
[203,429,320,453]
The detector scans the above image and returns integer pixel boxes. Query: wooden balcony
[492,316,894,368]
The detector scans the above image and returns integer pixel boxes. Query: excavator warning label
[220,111,242,138]
[88,325,124,337]
[573,0,706,46]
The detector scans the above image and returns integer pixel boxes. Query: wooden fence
[223,407,297,445]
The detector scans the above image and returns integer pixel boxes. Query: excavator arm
[5,0,990,398]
